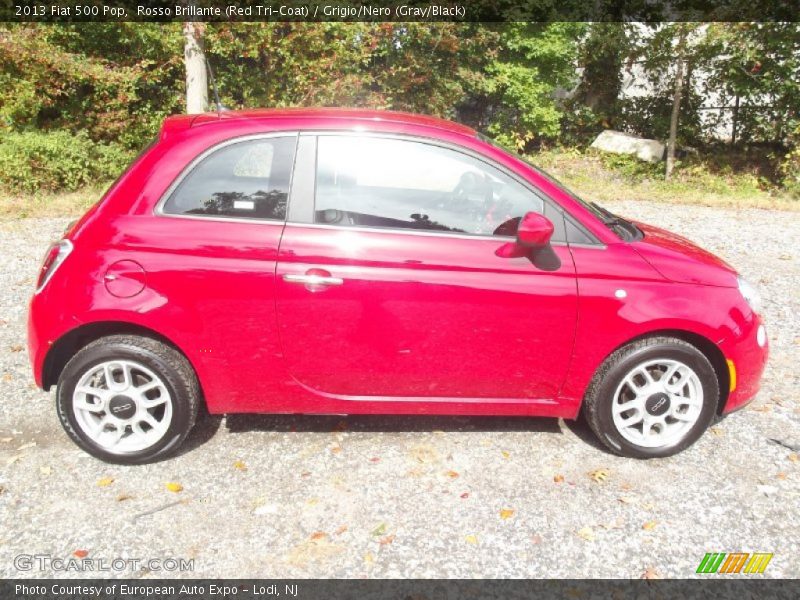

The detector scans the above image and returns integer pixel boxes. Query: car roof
[161,108,477,138]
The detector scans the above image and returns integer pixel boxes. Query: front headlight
[738,276,762,314]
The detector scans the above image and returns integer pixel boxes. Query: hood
[631,220,738,288]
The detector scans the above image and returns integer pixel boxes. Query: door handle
[283,273,344,286]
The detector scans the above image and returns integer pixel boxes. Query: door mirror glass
[516,212,554,247]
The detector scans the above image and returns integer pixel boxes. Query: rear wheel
[583,336,719,458]
[56,335,199,464]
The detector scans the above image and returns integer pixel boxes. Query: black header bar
[2,0,799,22]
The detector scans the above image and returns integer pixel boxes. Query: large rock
[590,130,665,163]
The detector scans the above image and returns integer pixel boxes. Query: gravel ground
[0,201,798,580]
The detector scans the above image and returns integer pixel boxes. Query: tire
[56,335,199,464]
[583,336,719,459]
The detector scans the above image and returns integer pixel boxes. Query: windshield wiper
[590,202,624,225]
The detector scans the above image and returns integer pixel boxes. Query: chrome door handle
[283,273,344,286]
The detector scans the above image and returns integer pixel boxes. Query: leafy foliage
[0,22,797,196]
[470,23,586,149]
[0,130,132,193]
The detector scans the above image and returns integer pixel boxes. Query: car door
[274,134,578,402]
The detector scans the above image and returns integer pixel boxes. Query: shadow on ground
[223,413,566,434]
[178,410,615,457]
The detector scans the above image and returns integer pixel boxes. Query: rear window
[163,136,296,220]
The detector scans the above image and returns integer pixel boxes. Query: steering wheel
[452,171,483,203]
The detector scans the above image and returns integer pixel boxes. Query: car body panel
[631,221,738,288]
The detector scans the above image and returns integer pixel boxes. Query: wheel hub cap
[611,358,703,449]
[108,395,137,420]
[645,392,671,416]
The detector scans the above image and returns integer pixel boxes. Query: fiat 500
[28,109,768,463]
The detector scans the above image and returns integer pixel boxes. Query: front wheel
[583,336,719,458]
[56,335,199,464]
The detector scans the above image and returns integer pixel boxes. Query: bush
[0,130,133,194]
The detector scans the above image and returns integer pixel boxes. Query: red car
[28,109,768,463]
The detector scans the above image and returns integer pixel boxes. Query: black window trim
[289,130,604,248]
[154,132,300,225]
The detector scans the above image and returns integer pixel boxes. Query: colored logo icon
[697,552,773,574]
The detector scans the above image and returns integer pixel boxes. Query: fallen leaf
[10,345,23,352]
[301,471,311,477]
[501,451,510,459]
[96,476,115,488]
[409,444,439,464]
[165,482,183,493]
[750,404,772,413]
[5,455,20,466]
[642,567,661,579]
[371,523,387,537]
[286,536,344,567]
[39,466,52,476]
[530,534,543,545]
[499,508,515,520]
[777,472,787,480]
[310,531,327,541]
[369,457,381,463]
[460,492,469,499]
[553,474,564,483]
[334,525,348,535]
[116,493,133,502]
[379,534,396,546]
[2,374,11,382]
[306,498,319,506]
[465,534,478,545]
[600,519,624,530]
[642,520,658,530]
[330,445,342,454]
[576,527,595,542]
[233,460,247,471]
[445,470,459,479]
[364,552,374,565]
[710,426,724,437]
[618,496,637,505]
[589,469,610,483]
[788,453,799,463]
[73,549,89,559]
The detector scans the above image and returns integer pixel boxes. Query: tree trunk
[184,21,208,114]
[665,28,688,181]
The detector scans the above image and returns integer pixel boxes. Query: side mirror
[516,212,554,248]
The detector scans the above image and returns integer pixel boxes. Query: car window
[314,136,544,236]
[163,136,296,220]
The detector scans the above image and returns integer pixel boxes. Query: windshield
[477,134,604,216]
[477,133,641,241]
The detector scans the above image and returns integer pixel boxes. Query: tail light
[35,239,73,293]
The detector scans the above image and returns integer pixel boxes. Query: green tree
[702,22,800,145]
[0,23,183,149]
[470,23,586,150]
